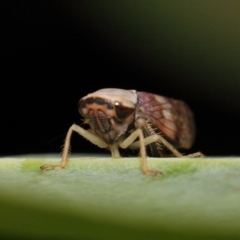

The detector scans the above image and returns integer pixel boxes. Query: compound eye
[78,99,85,116]
[114,101,135,120]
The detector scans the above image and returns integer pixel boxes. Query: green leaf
[1,156,240,239]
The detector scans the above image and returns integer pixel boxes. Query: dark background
[2,1,240,157]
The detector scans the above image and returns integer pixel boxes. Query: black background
[2,1,240,157]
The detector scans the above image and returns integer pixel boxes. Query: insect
[40,88,203,176]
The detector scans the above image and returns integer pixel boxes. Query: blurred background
[2,0,240,157]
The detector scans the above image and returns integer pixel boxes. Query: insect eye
[78,99,85,116]
[114,102,135,120]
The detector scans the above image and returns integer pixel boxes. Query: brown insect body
[136,92,195,156]
[41,88,202,176]
[79,89,195,157]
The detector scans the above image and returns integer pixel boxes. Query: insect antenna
[47,132,67,144]
[82,118,90,126]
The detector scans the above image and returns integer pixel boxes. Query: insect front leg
[119,129,162,176]
[40,124,108,171]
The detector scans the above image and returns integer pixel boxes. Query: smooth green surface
[1,157,240,239]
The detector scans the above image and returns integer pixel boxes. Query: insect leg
[129,134,183,157]
[184,152,205,158]
[119,129,162,176]
[40,124,108,171]
[109,144,121,158]
[129,135,204,158]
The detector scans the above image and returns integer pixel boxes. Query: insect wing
[137,92,195,149]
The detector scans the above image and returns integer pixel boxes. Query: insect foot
[40,164,65,171]
[184,152,205,158]
[143,169,163,177]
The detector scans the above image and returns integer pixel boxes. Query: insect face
[78,89,137,144]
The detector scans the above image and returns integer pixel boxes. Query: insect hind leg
[184,152,204,158]
[129,134,204,158]
[129,134,183,157]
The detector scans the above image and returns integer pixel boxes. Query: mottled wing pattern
[137,92,195,150]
